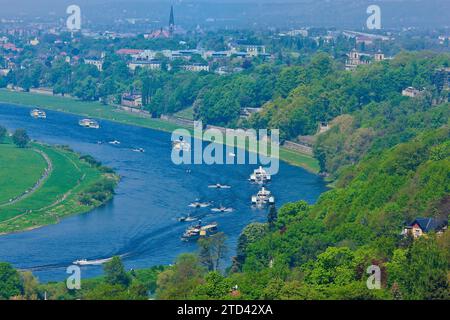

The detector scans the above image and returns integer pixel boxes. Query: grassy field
[174,106,194,120]
[0,144,47,204]
[0,89,319,172]
[0,141,118,234]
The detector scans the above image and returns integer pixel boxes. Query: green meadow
[0,141,118,234]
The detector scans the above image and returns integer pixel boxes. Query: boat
[30,109,47,119]
[73,257,113,266]
[251,187,275,207]
[208,184,231,189]
[188,201,211,208]
[172,140,191,152]
[132,148,145,153]
[108,140,121,145]
[211,206,233,213]
[79,118,100,129]
[181,222,218,241]
[178,214,198,222]
[249,166,271,184]
[229,152,236,157]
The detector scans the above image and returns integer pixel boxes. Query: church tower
[169,5,175,35]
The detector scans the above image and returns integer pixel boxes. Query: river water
[0,103,327,282]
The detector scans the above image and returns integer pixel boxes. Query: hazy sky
[0,0,448,29]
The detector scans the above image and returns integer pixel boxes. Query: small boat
[132,148,145,153]
[108,140,121,145]
[79,119,100,129]
[30,109,46,119]
[73,257,112,266]
[189,201,211,208]
[229,152,236,157]
[181,222,218,242]
[211,206,233,213]
[249,166,271,184]
[251,187,275,207]
[178,214,198,222]
[172,140,191,152]
[208,184,231,189]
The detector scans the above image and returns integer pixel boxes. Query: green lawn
[0,89,320,172]
[174,106,194,120]
[0,142,117,234]
[0,144,47,204]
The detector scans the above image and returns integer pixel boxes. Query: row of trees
[0,125,30,148]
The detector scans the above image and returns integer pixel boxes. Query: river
[0,103,328,282]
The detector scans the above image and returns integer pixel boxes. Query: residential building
[128,60,162,71]
[182,63,209,72]
[402,87,424,98]
[403,218,447,238]
[84,58,103,71]
[121,93,143,109]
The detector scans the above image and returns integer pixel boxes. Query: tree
[198,233,228,272]
[267,205,278,230]
[12,129,30,148]
[156,254,205,300]
[232,223,268,273]
[0,126,6,142]
[20,271,39,300]
[0,262,23,299]
[103,256,131,287]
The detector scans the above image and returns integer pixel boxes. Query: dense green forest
[154,127,449,300]
[152,52,449,300]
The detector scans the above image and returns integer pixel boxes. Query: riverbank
[0,89,320,173]
[0,140,119,235]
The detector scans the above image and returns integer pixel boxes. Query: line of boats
[180,166,275,241]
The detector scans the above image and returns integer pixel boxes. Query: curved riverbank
[0,104,328,282]
[0,140,119,235]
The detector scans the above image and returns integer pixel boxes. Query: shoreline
[0,141,119,235]
[0,89,320,173]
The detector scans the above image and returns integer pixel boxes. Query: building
[128,60,162,71]
[182,63,209,72]
[84,58,103,71]
[121,93,143,109]
[345,49,370,71]
[374,50,386,62]
[403,218,447,238]
[0,68,11,76]
[318,122,331,134]
[145,6,179,39]
[402,87,424,98]
[169,5,175,35]
[229,42,267,58]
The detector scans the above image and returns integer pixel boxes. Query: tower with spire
[169,5,175,35]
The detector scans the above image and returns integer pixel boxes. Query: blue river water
[0,103,328,282]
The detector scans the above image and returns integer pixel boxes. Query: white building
[128,60,162,71]
[84,58,103,72]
